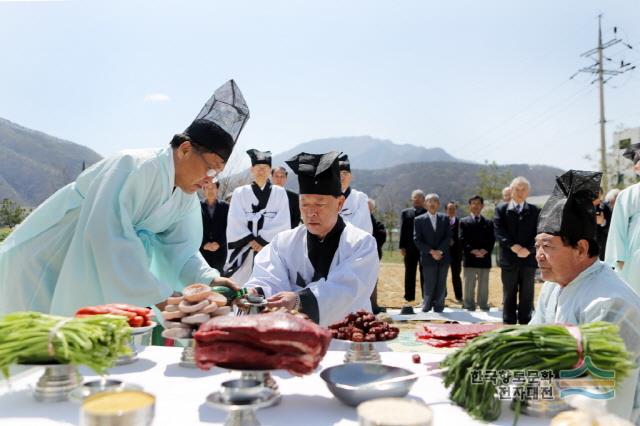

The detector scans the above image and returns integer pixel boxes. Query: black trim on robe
[307,216,346,282]
[299,288,320,324]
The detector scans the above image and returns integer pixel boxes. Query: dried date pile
[328,310,399,342]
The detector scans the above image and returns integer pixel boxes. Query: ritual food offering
[81,390,155,425]
[328,310,399,342]
[194,311,332,375]
[75,303,153,328]
[441,322,635,421]
[0,312,131,378]
[415,323,503,348]
[161,284,231,340]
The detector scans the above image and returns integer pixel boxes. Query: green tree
[475,161,512,205]
[0,199,27,228]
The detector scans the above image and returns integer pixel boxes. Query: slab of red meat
[194,311,332,375]
[418,338,468,348]
[417,323,502,339]
[416,323,503,347]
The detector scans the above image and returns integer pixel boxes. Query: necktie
[475,216,480,223]
[516,204,522,214]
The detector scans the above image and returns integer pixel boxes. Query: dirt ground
[376,261,542,310]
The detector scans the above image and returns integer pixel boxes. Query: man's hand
[155,291,181,311]
[266,292,298,310]
[511,244,523,254]
[203,242,220,252]
[430,250,443,261]
[211,276,240,291]
[478,249,488,257]
[595,212,605,226]
[400,248,406,257]
[517,248,530,258]
[249,240,263,252]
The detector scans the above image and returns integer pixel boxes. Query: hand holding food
[160,284,232,340]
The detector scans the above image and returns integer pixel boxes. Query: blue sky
[1,0,639,171]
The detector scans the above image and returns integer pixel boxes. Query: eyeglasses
[194,150,225,178]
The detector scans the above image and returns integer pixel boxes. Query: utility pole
[572,15,635,192]
[596,17,608,190]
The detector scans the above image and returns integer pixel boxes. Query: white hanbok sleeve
[605,185,640,266]
[351,193,373,234]
[243,233,292,297]
[226,187,253,247]
[302,234,379,325]
[256,188,290,245]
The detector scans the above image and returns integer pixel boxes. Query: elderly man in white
[530,170,640,423]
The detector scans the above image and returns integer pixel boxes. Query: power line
[571,14,635,190]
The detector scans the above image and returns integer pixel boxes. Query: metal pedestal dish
[176,338,196,368]
[216,366,281,407]
[69,378,143,402]
[206,384,279,426]
[20,362,83,402]
[116,322,156,366]
[342,338,397,364]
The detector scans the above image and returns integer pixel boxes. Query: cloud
[143,93,171,102]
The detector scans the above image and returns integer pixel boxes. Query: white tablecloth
[0,346,548,426]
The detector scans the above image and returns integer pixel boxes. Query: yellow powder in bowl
[83,390,155,415]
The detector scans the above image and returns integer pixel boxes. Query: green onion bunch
[441,322,635,421]
[0,311,132,378]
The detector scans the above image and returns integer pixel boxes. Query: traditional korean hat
[537,170,602,241]
[338,154,351,172]
[184,79,250,162]
[286,151,342,196]
[622,142,640,164]
[246,149,272,167]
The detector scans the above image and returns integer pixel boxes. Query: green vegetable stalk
[441,322,635,421]
[0,312,132,378]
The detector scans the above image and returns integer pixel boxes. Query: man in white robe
[605,142,640,294]
[0,80,248,316]
[338,154,373,234]
[244,151,379,326]
[530,170,640,423]
[224,149,290,285]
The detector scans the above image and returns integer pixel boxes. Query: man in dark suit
[271,166,301,228]
[368,199,387,314]
[459,195,495,311]
[399,190,426,302]
[494,177,540,324]
[414,193,452,312]
[593,187,612,260]
[445,201,463,302]
[200,181,229,272]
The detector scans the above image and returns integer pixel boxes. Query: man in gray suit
[413,193,452,312]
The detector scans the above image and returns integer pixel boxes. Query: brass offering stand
[116,322,157,366]
[19,362,83,402]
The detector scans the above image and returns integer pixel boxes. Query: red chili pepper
[104,304,151,317]
[75,306,111,316]
[129,316,145,327]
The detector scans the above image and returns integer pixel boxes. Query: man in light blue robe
[531,170,640,423]
[0,80,250,316]
[605,143,640,294]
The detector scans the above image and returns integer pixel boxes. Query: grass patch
[0,227,11,243]
[381,249,404,264]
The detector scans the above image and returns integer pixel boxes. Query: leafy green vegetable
[0,311,132,378]
[441,322,635,421]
